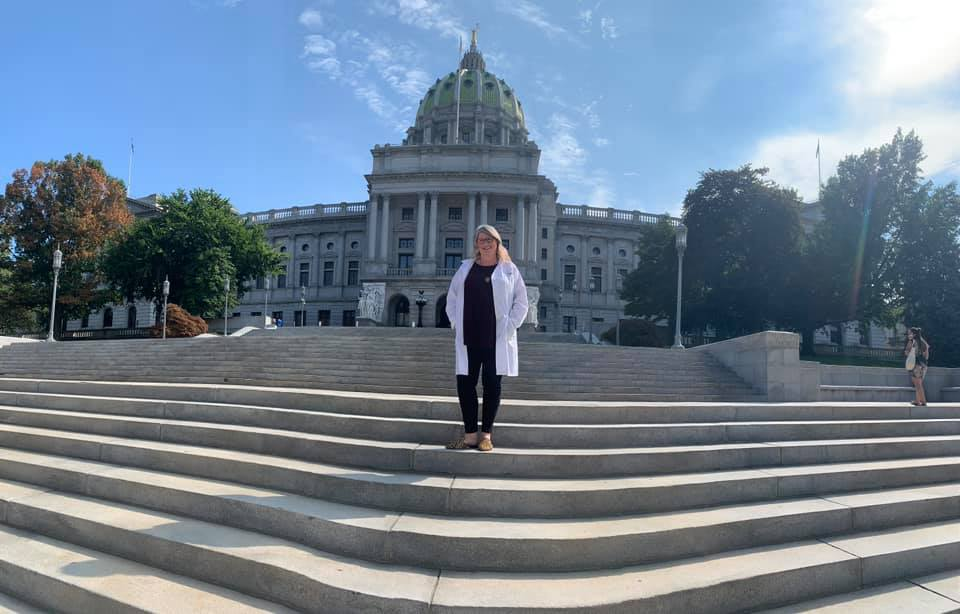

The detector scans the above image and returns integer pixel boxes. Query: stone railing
[436,268,459,277]
[814,344,902,363]
[247,202,368,224]
[386,267,413,277]
[558,205,679,226]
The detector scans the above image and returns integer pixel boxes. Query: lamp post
[161,275,170,340]
[672,223,688,349]
[587,279,596,344]
[264,277,270,327]
[415,290,427,328]
[300,286,306,327]
[616,273,623,346]
[45,245,63,342]
[223,276,230,337]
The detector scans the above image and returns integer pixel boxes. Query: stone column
[581,235,590,292]
[367,195,378,260]
[480,193,488,226]
[466,193,477,257]
[339,232,347,286]
[529,196,539,263]
[515,195,526,261]
[415,192,426,259]
[607,240,616,294]
[428,192,439,259]
[379,194,390,264]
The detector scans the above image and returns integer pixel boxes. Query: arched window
[394,296,410,327]
[127,306,137,329]
[435,294,450,328]
[103,308,113,328]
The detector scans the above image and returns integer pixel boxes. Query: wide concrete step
[4,411,960,477]
[2,379,955,424]
[6,396,960,449]
[0,523,290,614]
[821,385,916,403]
[761,569,960,612]
[2,421,960,518]
[2,476,958,613]
[0,451,956,573]
[0,592,44,614]
[0,480,434,613]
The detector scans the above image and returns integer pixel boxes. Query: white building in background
[64,31,902,352]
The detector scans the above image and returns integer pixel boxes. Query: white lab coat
[446,258,529,376]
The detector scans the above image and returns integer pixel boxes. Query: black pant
[456,345,503,433]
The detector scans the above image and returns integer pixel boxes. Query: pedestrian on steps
[905,327,931,406]
[444,225,528,452]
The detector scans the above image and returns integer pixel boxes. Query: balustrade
[247,202,368,224]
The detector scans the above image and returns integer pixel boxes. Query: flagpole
[454,37,463,145]
[127,139,134,196]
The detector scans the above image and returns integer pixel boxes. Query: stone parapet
[692,331,819,401]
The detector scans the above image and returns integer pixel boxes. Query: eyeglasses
[477,238,496,245]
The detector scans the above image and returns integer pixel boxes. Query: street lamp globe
[46,245,64,342]
[676,223,688,252]
[161,275,170,340]
[672,222,688,349]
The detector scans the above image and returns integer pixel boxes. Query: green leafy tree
[102,188,284,318]
[620,216,678,326]
[894,182,960,366]
[795,129,927,353]
[0,154,131,335]
[680,165,804,337]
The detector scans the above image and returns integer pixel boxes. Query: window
[446,238,464,249]
[272,311,284,325]
[255,277,264,289]
[542,227,548,239]
[398,254,413,269]
[347,261,359,286]
[618,249,627,258]
[566,245,575,254]
[299,262,310,287]
[541,247,548,260]
[591,267,602,293]
[398,238,415,249]
[592,247,601,256]
[127,306,137,329]
[564,265,576,290]
[323,261,334,286]
[495,208,508,222]
[351,241,359,249]
[343,310,356,327]
[540,268,547,281]
[617,268,629,289]
[401,207,414,221]
[461,131,471,144]
[318,310,331,326]
[277,274,287,289]
[250,311,262,317]
[102,308,113,328]
[279,246,287,253]
[81,313,89,329]
[301,244,309,252]
[448,207,462,221]
[539,305,547,320]
[326,241,334,251]
[503,239,510,250]
[293,310,305,327]
[445,254,461,269]
[563,316,577,333]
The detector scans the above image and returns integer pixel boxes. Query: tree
[620,216,678,327]
[894,182,960,366]
[102,188,284,318]
[796,129,927,353]
[680,165,804,337]
[0,154,131,334]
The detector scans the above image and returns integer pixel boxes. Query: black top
[463,263,497,348]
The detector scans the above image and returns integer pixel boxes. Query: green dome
[415,69,526,131]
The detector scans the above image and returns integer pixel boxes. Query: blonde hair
[473,224,512,263]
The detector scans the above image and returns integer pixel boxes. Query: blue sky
[2,0,959,216]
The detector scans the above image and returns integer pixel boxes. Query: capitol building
[64,32,901,351]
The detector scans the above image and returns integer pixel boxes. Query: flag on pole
[816,139,820,159]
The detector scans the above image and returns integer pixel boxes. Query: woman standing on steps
[905,327,931,406]
[444,225,528,452]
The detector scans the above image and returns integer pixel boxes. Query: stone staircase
[0,334,956,611]
[0,329,764,402]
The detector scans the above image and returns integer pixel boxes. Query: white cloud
[579,99,601,129]
[752,106,960,201]
[307,57,342,78]
[299,8,324,29]
[372,0,466,41]
[303,34,336,57]
[593,137,610,147]
[578,9,593,31]
[496,0,574,41]
[537,113,615,206]
[600,17,618,40]
[835,0,960,98]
